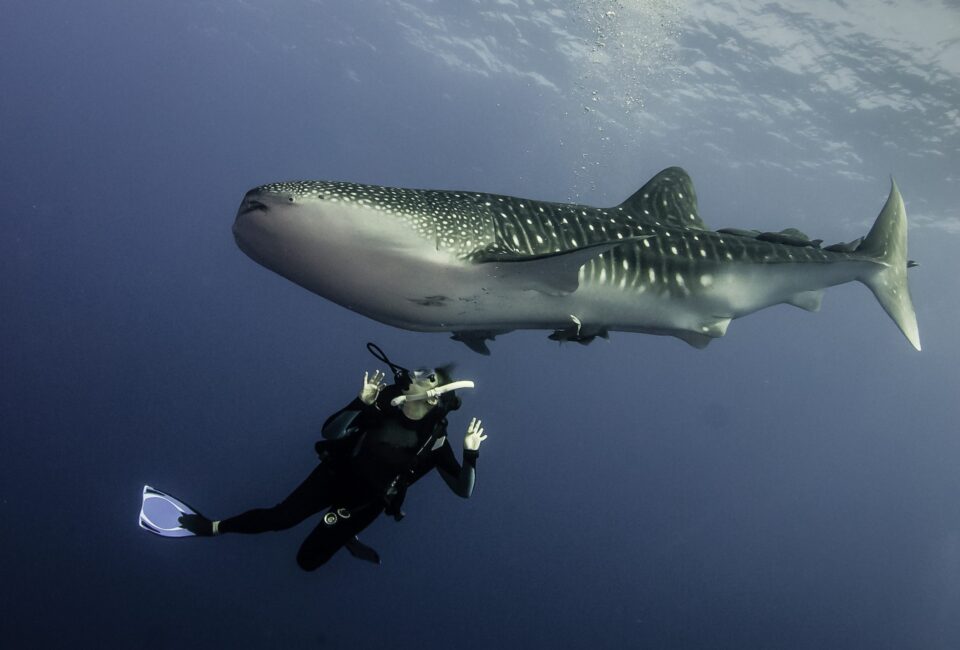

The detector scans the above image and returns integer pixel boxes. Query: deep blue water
[3,2,959,648]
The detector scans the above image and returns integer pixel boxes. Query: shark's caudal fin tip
[896,318,921,351]
[901,313,921,351]
[858,179,921,351]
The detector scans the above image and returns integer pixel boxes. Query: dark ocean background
[2,1,959,648]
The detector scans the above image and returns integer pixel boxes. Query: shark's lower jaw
[233,168,920,353]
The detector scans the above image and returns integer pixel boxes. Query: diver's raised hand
[359,370,386,405]
[463,417,487,451]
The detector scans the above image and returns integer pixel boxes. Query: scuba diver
[139,343,487,570]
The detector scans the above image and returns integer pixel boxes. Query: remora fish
[233,167,920,354]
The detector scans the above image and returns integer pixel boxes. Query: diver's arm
[320,371,389,440]
[320,398,366,440]
[435,439,478,499]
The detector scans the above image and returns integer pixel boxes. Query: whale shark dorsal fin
[618,167,707,231]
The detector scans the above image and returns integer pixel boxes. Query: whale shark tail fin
[856,179,921,351]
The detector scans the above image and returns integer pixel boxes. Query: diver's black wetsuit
[218,386,477,570]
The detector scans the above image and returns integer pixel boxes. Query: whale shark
[233,167,920,354]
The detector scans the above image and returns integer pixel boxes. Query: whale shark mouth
[238,198,269,216]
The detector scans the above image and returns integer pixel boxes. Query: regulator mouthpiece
[390,380,475,407]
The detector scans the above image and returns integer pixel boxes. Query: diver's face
[401,368,440,421]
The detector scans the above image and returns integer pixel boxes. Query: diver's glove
[178,513,218,537]
[359,370,386,405]
[463,417,487,451]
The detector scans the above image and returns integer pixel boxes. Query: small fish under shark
[233,167,920,354]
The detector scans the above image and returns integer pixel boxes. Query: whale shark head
[235,181,496,264]
[233,180,503,326]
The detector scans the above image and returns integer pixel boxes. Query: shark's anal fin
[472,237,651,296]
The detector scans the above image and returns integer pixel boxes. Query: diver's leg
[218,464,336,534]
[295,502,384,571]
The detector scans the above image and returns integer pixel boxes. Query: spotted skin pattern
[258,170,845,302]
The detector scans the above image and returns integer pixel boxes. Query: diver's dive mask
[409,368,438,388]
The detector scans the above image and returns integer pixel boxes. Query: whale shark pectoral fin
[786,289,824,312]
[472,237,652,296]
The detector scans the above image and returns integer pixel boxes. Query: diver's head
[399,370,437,421]
[366,342,467,419]
[400,366,461,421]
